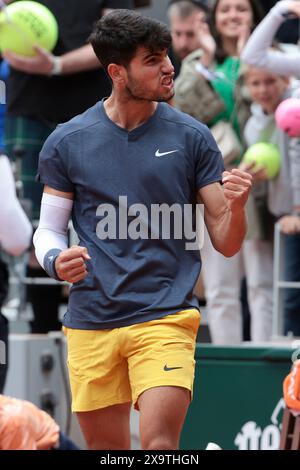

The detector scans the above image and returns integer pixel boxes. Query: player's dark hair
[90,9,172,72]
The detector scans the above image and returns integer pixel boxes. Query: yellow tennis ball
[243,142,281,179]
[0,1,58,56]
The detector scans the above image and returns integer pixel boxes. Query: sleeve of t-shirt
[104,0,134,8]
[37,130,75,193]
[241,1,300,78]
[194,126,224,191]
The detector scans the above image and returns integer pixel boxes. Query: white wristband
[50,56,63,76]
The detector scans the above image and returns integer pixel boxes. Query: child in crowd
[243,66,292,221]
[245,67,300,335]
[242,65,295,335]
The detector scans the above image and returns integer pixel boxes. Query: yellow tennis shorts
[63,308,200,412]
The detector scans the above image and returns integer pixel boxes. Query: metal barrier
[273,223,300,336]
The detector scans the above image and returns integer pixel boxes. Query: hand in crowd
[279,215,300,235]
[236,21,252,56]
[238,161,268,183]
[195,13,216,67]
[2,46,54,75]
[55,246,91,284]
[283,1,300,18]
[222,168,252,212]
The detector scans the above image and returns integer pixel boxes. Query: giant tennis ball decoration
[0,1,58,56]
[275,98,300,137]
[243,142,281,179]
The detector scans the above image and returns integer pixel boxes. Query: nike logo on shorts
[164,364,183,371]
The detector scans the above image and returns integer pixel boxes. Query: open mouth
[161,76,174,87]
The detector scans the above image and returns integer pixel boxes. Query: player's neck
[104,93,158,132]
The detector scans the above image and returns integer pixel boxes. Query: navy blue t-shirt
[38,101,224,329]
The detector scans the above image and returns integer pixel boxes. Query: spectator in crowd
[0,153,32,392]
[167,0,209,77]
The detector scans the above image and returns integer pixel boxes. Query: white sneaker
[205,442,222,450]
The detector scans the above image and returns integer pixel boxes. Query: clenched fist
[55,245,91,283]
[222,168,252,211]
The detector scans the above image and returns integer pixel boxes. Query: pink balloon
[275,98,300,137]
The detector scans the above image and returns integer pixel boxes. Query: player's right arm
[33,186,90,283]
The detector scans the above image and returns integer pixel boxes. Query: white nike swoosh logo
[48,256,54,261]
[155,149,179,157]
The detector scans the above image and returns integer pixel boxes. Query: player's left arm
[197,169,252,257]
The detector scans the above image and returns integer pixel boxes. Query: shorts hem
[72,397,132,413]
[133,381,193,410]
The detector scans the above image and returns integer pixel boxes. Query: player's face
[124,47,175,102]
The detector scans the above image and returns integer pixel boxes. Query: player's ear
[107,63,127,84]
